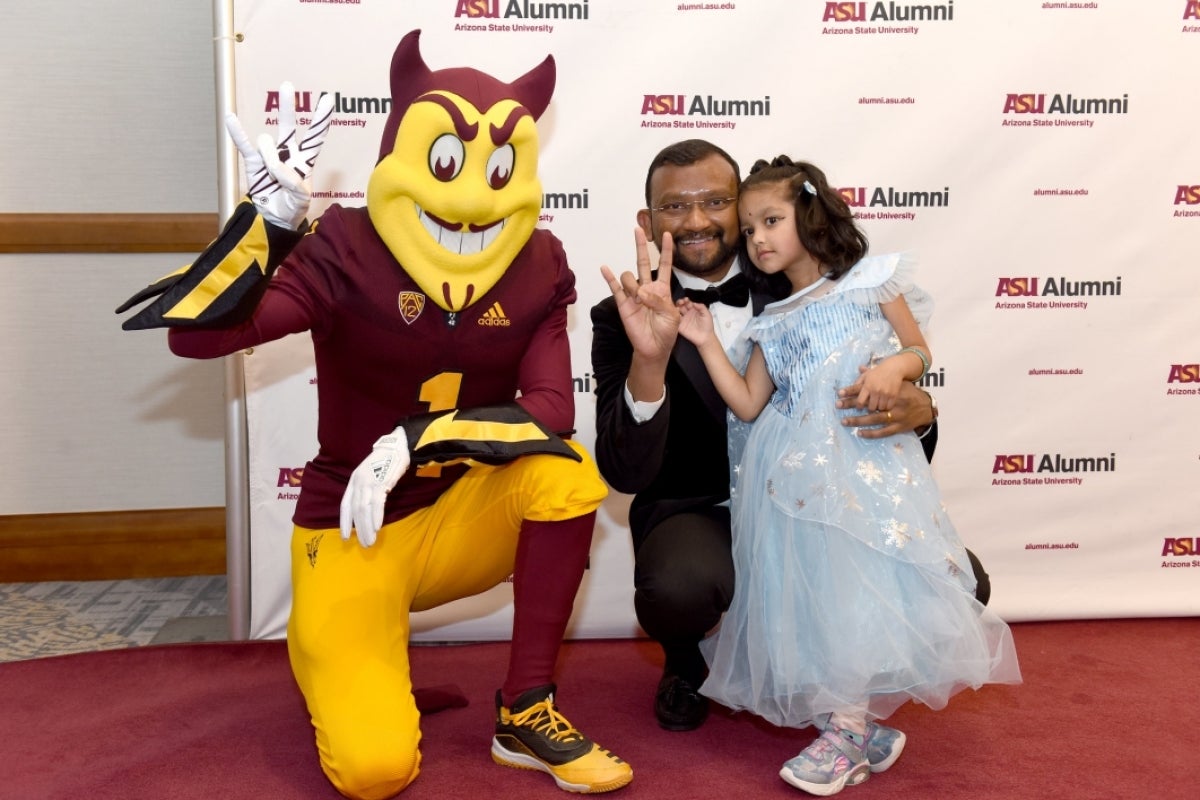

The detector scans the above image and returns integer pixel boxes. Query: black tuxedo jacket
[590,274,776,551]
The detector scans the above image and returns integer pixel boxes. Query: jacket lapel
[671,276,729,425]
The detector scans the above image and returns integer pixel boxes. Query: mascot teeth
[419,207,505,256]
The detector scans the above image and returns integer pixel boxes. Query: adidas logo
[478,302,512,327]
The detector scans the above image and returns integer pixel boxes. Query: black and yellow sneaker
[491,684,633,794]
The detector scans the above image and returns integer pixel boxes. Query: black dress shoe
[654,671,708,731]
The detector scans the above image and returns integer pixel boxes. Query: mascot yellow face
[368,30,555,312]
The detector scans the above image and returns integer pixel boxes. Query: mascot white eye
[486,144,515,190]
[429,134,465,181]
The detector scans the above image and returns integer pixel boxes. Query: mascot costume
[117,30,631,799]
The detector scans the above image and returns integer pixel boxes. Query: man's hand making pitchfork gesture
[600,230,683,402]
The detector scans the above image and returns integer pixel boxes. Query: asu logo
[992,455,1034,474]
[1167,364,1200,383]
[478,301,511,326]
[996,277,1038,297]
[306,532,323,568]
[823,2,866,21]
[455,0,499,17]
[838,187,867,207]
[454,0,590,20]
[1186,1,1200,20]
[277,467,305,488]
[1162,537,1198,556]
[399,291,426,325]
[1174,185,1200,205]
[641,95,686,115]
[1003,94,1045,114]
[265,89,316,113]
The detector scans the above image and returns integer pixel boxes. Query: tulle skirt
[701,404,1021,728]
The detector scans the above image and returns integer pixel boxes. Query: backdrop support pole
[213,0,251,641]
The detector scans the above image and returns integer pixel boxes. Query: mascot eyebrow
[487,107,530,146]
[414,91,530,146]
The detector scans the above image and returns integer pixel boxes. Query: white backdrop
[220,0,1200,640]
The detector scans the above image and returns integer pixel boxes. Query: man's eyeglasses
[649,197,737,218]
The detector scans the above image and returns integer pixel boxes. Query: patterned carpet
[0,576,228,663]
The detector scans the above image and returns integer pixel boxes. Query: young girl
[676,156,1021,796]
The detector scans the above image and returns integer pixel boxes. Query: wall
[0,2,225,519]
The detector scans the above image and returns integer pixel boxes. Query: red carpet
[2,618,1196,799]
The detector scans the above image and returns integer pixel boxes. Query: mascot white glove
[339,426,411,548]
[225,81,335,230]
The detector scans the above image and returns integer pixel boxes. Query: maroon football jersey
[170,205,578,528]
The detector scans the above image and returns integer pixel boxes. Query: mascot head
[367,30,555,312]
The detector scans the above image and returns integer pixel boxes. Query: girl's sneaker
[861,723,906,772]
[812,714,906,773]
[780,728,870,795]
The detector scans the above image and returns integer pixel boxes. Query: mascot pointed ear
[389,29,433,108]
[510,54,556,121]
[378,30,434,162]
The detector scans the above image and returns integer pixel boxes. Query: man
[591,139,987,735]
[119,32,631,798]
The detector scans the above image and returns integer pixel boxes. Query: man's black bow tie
[681,273,750,307]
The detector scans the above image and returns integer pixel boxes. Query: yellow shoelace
[508,699,584,744]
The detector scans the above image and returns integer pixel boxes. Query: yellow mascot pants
[287,441,606,800]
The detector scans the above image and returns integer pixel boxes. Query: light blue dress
[700,254,1021,728]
